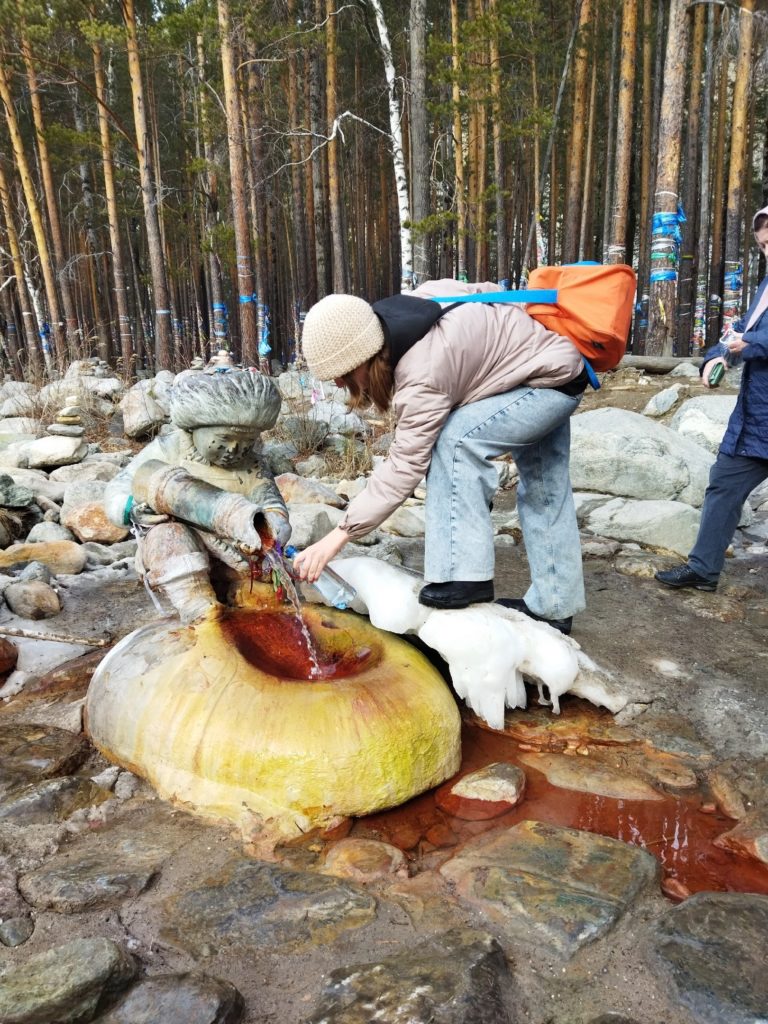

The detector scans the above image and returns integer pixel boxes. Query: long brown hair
[345,345,394,413]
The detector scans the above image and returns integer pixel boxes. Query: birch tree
[368,0,412,290]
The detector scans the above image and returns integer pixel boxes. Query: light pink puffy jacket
[338,279,583,538]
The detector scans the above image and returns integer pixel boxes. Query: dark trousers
[688,451,768,581]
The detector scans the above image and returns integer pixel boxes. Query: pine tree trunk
[632,0,654,348]
[325,0,348,292]
[562,0,592,265]
[692,3,715,349]
[579,56,598,261]
[287,0,310,313]
[607,0,637,265]
[646,0,690,358]
[0,61,65,368]
[601,11,619,261]
[708,12,728,344]
[20,29,81,361]
[70,88,112,363]
[310,0,330,299]
[122,0,174,370]
[216,0,257,365]
[93,38,134,378]
[677,2,705,355]
[195,32,227,356]
[722,0,754,328]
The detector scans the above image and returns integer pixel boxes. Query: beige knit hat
[301,294,385,381]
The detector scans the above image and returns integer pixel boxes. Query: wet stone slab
[0,723,89,793]
[0,937,136,1024]
[19,840,167,912]
[0,775,111,825]
[303,927,517,1024]
[161,855,377,957]
[91,973,244,1024]
[440,820,659,958]
[650,891,768,1024]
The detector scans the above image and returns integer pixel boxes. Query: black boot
[419,580,494,609]
[654,564,717,591]
[496,598,573,635]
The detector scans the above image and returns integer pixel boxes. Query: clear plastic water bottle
[283,545,357,610]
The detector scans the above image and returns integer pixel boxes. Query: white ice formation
[328,557,626,730]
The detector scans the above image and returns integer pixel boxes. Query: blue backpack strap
[430,288,602,391]
[430,289,558,304]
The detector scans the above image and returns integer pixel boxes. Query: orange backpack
[524,263,636,372]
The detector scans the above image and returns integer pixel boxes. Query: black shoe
[418,580,494,609]
[654,564,717,591]
[496,598,573,635]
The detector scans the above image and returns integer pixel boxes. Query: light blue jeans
[424,386,585,619]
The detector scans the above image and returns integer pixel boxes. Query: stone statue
[104,369,289,621]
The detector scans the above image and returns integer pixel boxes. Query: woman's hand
[291,526,350,581]
[724,333,747,355]
[702,357,727,388]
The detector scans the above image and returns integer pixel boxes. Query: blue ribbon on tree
[651,205,687,245]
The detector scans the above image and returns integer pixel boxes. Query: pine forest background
[0,0,767,380]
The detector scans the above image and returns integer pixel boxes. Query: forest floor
[1,370,767,1024]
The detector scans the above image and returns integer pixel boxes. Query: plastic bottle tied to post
[283,545,357,610]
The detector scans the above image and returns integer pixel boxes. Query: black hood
[372,294,458,369]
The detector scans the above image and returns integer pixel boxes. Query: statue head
[169,369,281,468]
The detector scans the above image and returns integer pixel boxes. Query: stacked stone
[47,395,85,440]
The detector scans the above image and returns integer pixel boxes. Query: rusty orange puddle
[352,707,768,901]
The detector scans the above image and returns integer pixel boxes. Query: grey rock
[304,928,515,1024]
[0,416,43,435]
[62,478,108,513]
[262,439,298,475]
[582,497,701,557]
[4,467,66,504]
[19,435,88,469]
[571,408,714,506]
[651,891,768,1024]
[670,395,736,454]
[0,936,136,1024]
[18,560,53,584]
[19,842,163,912]
[113,771,141,801]
[294,454,328,477]
[4,579,61,619]
[642,384,682,417]
[82,539,138,567]
[47,423,86,437]
[91,973,244,1024]
[0,473,35,507]
[0,916,34,946]
[161,856,376,956]
[50,460,121,483]
[440,820,659,958]
[26,521,75,544]
[668,362,701,378]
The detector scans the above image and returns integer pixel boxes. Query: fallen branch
[0,626,113,647]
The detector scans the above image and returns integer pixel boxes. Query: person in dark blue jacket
[656,205,768,591]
